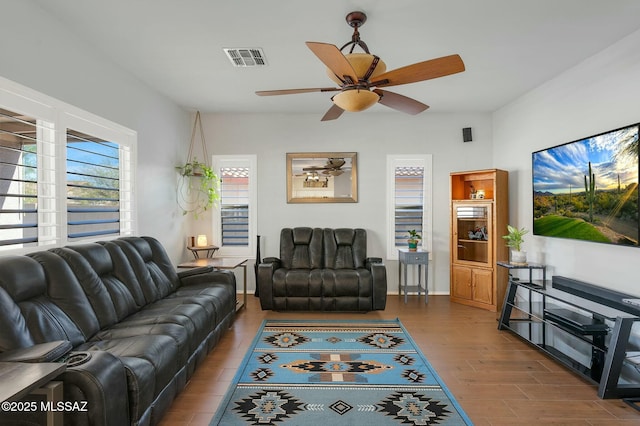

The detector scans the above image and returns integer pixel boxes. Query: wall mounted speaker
[462,127,472,142]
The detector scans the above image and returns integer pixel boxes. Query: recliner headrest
[334,228,355,246]
[292,227,313,245]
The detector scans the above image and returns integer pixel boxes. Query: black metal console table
[498,276,640,399]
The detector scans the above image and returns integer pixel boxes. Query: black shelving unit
[498,276,640,399]
[496,261,546,288]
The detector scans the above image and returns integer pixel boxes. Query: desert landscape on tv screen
[533,124,639,246]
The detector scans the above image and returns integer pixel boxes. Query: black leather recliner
[0,236,236,426]
[258,228,387,311]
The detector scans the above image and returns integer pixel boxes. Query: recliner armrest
[261,257,281,267]
[0,340,73,363]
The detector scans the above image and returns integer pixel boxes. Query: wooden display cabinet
[450,169,509,311]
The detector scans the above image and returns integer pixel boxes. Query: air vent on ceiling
[223,48,267,67]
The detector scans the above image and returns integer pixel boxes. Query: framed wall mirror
[287,152,358,203]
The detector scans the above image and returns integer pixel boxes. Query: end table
[398,248,429,304]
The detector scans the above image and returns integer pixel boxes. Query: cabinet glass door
[454,203,492,266]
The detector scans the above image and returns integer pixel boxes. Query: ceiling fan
[256,11,465,121]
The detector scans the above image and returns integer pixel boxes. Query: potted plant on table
[407,229,422,251]
[502,224,528,265]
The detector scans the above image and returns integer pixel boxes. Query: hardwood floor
[159,295,640,425]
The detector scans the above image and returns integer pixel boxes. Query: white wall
[0,0,191,262]
[493,29,640,296]
[202,111,493,294]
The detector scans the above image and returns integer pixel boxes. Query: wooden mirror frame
[286,152,358,203]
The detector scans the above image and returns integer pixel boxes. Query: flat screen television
[532,123,639,246]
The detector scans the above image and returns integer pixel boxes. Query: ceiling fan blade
[306,42,358,84]
[256,87,339,96]
[374,89,429,115]
[372,54,465,88]
[321,104,344,121]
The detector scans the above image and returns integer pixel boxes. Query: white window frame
[211,154,257,258]
[386,154,433,260]
[0,75,137,254]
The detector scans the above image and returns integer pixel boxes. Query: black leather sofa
[0,236,236,426]
[258,228,387,311]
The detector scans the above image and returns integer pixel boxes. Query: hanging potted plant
[502,225,528,265]
[176,112,220,218]
[176,158,219,217]
[407,229,422,251]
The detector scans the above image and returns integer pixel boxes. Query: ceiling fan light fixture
[333,89,379,112]
[327,53,387,85]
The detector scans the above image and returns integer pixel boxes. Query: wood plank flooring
[159,295,640,425]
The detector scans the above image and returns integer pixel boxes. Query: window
[0,76,136,252]
[212,155,257,257]
[386,155,432,260]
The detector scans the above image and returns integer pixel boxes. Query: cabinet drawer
[400,252,429,264]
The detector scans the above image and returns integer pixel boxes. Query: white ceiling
[31,0,640,117]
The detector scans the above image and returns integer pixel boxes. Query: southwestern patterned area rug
[210,319,472,425]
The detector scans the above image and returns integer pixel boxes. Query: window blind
[66,129,120,239]
[394,166,424,246]
[0,108,39,247]
[220,167,249,246]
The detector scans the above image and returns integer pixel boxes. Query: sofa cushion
[0,286,34,350]
[1,253,90,347]
[52,246,132,327]
[112,237,181,300]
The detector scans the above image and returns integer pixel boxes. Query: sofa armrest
[177,266,214,279]
[0,340,72,363]
[179,269,237,290]
[61,350,130,426]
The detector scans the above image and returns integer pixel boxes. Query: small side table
[178,257,248,311]
[0,362,66,426]
[398,248,429,304]
[496,261,547,288]
[186,245,219,259]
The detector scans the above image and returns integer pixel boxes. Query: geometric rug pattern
[210,319,472,425]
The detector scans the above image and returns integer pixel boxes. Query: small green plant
[407,229,422,242]
[502,225,528,252]
[407,229,421,250]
